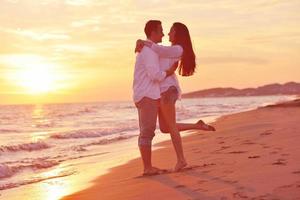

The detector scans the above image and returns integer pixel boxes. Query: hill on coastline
[182,82,300,98]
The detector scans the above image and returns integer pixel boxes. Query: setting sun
[4,54,67,95]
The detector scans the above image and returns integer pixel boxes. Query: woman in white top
[137,22,215,171]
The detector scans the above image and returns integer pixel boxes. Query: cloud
[52,44,96,53]
[64,0,107,6]
[71,18,101,28]
[2,28,71,41]
[65,0,90,6]
[245,32,300,43]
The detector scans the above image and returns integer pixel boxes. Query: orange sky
[0,0,299,105]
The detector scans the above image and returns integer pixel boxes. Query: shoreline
[61,99,300,200]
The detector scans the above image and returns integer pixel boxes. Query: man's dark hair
[144,20,161,38]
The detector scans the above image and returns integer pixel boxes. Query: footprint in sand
[262,145,271,149]
[193,188,208,192]
[241,140,256,145]
[218,146,231,150]
[272,158,287,166]
[260,130,273,136]
[179,163,216,172]
[261,132,273,136]
[292,170,300,174]
[228,151,247,154]
[224,180,238,184]
[281,153,289,157]
[237,186,245,190]
[248,155,260,159]
[174,184,186,188]
[233,191,248,199]
[269,147,283,155]
[203,163,216,167]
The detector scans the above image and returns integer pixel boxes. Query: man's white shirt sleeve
[142,47,166,82]
[151,44,183,58]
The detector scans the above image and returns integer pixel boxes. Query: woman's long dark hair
[173,22,196,76]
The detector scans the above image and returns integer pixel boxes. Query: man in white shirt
[133,20,176,176]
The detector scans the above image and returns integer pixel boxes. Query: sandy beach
[60,99,300,200]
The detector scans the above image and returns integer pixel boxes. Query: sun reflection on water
[40,180,70,200]
[36,167,75,200]
[30,104,52,141]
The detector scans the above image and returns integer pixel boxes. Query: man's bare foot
[143,167,168,176]
[174,160,187,172]
[196,120,216,131]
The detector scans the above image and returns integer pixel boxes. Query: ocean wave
[31,158,59,169]
[50,129,110,139]
[0,141,51,153]
[0,170,75,190]
[0,158,59,180]
[0,116,13,120]
[176,107,196,121]
[0,164,14,179]
[58,152,110,162]
[33,123,54,128]
[50,126,138,139]
[0,129,22,133]
[68,135,137,152]
[54,107,96,118]
[0,151,109,181]
[79,135,137,148]
[0,152,108,190]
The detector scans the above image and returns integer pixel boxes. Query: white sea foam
[0,170,75,190]
[0,158,60,180]
[50,126,138,139]
[0,129,22,133]
[77,135,138,149]
[0,141,50,153]
[0,164,14,179]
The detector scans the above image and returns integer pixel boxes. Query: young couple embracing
[133,20,215,176]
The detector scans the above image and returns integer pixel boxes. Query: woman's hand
[134,39,153,53]
[135,39,145,53]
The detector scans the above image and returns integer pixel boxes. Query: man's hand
[135,39,144,53]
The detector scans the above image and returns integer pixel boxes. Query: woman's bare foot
[174,160,187,172]
[196,120,216,131]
